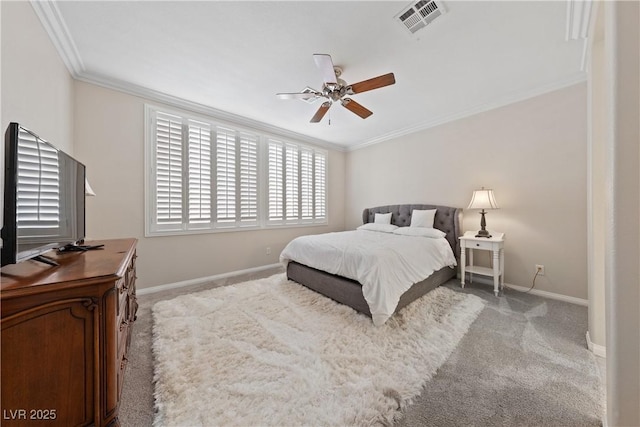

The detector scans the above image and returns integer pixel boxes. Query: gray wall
[345,83,588,300]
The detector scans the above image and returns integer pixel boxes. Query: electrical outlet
[536,264,545,276]
[266,247,271,255]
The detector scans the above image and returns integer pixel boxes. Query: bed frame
[286,204,462,317]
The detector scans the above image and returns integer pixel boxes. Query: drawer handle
[476,243,480,247]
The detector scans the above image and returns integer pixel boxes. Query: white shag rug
[152,274,484,427]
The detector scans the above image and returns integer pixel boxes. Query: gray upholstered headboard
[362,204,462,260]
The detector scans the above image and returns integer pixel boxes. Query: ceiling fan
[276,54,396,123]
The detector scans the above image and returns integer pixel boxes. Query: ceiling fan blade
[310,102,332,123]
[313,54,338,84]
[349,73,396,94]
[276,92,321,100]
[341,98,373,119]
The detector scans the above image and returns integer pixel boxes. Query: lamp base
[475,209,492,238]
[475,229,492,238]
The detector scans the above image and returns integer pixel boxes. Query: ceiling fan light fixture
[277,54,396,123]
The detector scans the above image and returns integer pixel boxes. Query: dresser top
[1,238,137,294]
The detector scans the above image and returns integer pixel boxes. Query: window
[266,139,327,225]
[214,127,259,226]
[146,105,327,236]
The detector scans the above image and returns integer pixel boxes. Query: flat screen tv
[1,122,86,267]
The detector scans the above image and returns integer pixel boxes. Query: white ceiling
[42,1,587,150]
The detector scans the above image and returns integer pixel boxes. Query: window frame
[264,138,328,227]
[144,104,328,237]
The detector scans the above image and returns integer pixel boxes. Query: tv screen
[1,123,86,267]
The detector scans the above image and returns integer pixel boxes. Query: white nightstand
[459,231,505,296]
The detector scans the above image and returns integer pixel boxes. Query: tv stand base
[58,243,105,253]
[32,255,59,266]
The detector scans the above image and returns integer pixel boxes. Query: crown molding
[348,72,588,152]
[74,70,345,152]
[29,1,344,153]
[30,0,84,76]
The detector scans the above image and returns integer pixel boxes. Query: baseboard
[144,265,589,307]
[137,263,283,296]
[505,283,588,306]
[462,275,589,306]
[586,331,607,358]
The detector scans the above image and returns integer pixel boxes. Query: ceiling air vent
[395,0,446,36]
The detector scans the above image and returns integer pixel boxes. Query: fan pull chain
[328,108,331,126]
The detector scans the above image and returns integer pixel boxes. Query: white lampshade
[85,178,97,197]
[467,188,499,210]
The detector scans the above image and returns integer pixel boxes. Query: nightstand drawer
[466,240,494,250]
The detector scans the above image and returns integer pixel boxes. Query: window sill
[145,221,329,238]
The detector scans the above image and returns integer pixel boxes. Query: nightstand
[459,231,505,296]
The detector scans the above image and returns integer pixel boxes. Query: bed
[281,204,462,325]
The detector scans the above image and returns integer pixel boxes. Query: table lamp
[467,187,499,238]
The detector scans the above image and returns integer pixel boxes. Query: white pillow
[393,227,446,238]
[410,209,437,228]
[374,212,392,224]
[357,223,398,233]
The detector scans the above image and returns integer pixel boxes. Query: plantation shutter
[155,112,183,225]
[146,106,328,235]
[187,120,212,224]
[268,140,284,221]
[314,152,327,220]
[285,144,299,220]
[16,127,60,228]
[300,148,313,220]
[215,126,236,223]
[239,132,258,224]
[267,139,327,225]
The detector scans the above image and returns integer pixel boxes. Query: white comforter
[280,229,457,326]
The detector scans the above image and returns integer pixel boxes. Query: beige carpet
[151,274,484,426]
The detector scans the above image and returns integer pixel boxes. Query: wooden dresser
[1,239,138,426]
